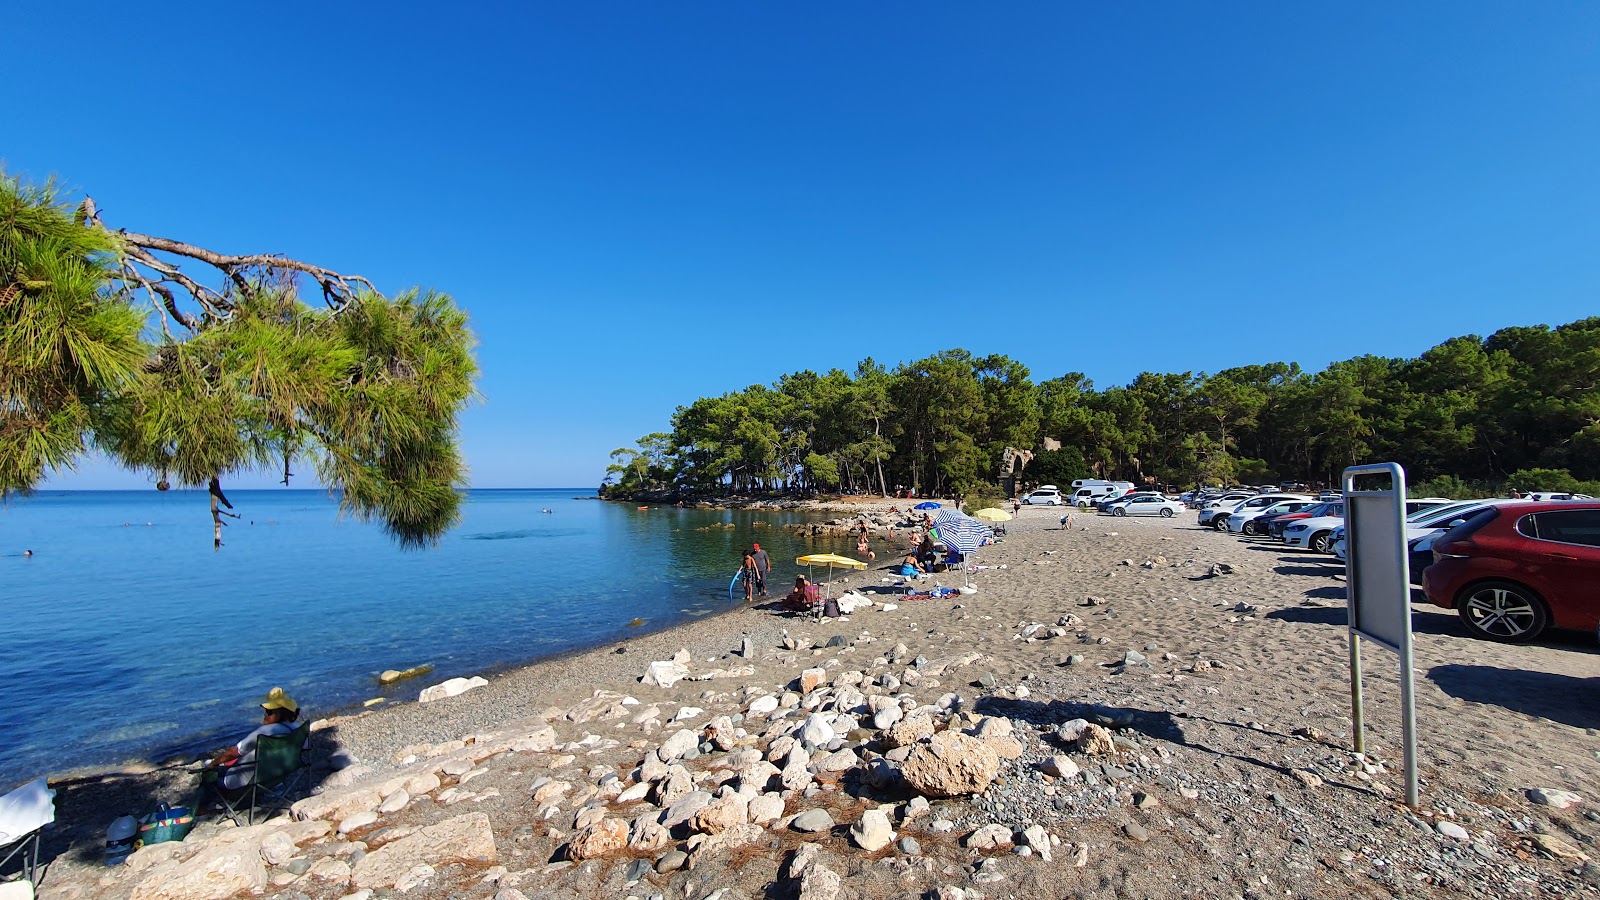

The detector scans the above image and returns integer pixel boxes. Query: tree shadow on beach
[1427,664,1600,730]
[22,724,343,886]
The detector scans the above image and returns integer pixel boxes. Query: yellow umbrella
[973,508,1013,522]
[796,553,867,599]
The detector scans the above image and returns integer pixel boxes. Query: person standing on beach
[740,551,760,602]
[750,543,771,597]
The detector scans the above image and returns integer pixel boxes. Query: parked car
[1524,492,1596,501]
[1093,490,1158,511]
[1022,487,1065,506]
[1317,489,1343,502]
[1227,499,1318,535]
[1103,495,1186,517]
[1206,494,1311,531]
[1266,501,1343,539]
[1283,512,1344,552]
[1423,501,1600,642]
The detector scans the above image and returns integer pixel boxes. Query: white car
[1525,491,1595,501]
[1205,494,1311,531]
[1329,499,1496,559]
[1022,487,1065,506]
[1226,499,1318,534]
[1104,495,1185,517]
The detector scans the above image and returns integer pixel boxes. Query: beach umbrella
[795,553,867,599]
[972,508,1012,522]
[913,501,942,510]
[929,508,993,590]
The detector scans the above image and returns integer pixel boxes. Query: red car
[1423,501,1600,642]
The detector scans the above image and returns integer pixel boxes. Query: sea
[0,488,851,788]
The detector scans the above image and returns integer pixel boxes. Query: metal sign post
[1342,462,1420,809]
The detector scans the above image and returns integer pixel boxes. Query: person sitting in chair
[199,687,301,803]
[782,576,821,612]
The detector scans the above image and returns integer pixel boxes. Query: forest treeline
[602,317,1600,500]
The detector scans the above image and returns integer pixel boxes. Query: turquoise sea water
[0,488,849,787]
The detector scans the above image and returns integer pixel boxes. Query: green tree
[2,175,478,548]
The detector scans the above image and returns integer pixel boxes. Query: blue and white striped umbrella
[931,508,990,554]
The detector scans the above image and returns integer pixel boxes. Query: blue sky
[6,3,1597,488]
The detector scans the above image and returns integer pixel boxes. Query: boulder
[964,824,1013,850]
[1020,824,1053,861]
[748,695,780,716]
[1075,723,1117,756]
[1040,755,1080,779]
[642,659,690,688]
[850,808,896,851]
[799,668,828,694]
[690,795,749,834]
[352,812,498,889]
[799,713,835,748]
[404,772,442,796]
[568,818,628,860]
[661,790,713,829]
[657,729,699,762]
[511,724,558,752]
[902,732,1001,798]
[378,788,411,814]
[292,786,383,823]
[418,676,488,703]
[652,767,693,805]
[129,843,268,900]
[872,706,903,730]
[748,792,785,825]
[883,714,936,749]
[628,816,671,852]
[1528,788,1584,810]
[791,808,836,833]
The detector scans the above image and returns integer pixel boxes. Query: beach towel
[0,778,53,845]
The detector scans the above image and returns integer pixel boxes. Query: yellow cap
[261,687,298,713]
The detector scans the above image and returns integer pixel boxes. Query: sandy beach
[27,498,1600,899]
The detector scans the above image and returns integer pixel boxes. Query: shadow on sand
[1427,664,1600,731]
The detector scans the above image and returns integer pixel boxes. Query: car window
[1526,509,1600,547]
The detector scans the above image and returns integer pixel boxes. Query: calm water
[0,489,849,786]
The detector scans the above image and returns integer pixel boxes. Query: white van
[1069,480,1135,507]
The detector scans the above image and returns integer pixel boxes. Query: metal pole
[1349,631,1365,755]
[1400,638,1420,808]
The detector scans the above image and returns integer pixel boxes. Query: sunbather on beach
[900,553,925,577]
[198,687,301,803]
[783,575,821,611]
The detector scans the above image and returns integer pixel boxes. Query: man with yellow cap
[201,687,303,799]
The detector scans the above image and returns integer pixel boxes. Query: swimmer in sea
[23,549,33,557]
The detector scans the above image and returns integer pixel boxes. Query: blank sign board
[1344,465,1412,654]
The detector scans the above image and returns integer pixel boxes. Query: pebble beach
[31,497,1600,899]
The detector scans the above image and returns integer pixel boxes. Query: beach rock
[568,818,628,860]
[1532,831,1588,860]
[351,812,498,890]
[657,729,699,761]
[628,816,670,852]
[965,824,1013,850]
[749,792,785,825]
[642,659,690,688]
[393,863,435,892]
[740,637,755,658]
[404,773,441,796]
[654,766,693,804]
[705,715,737,751]
[1075,724,1117,757]
[1291,769,1323,789]
[748,695,780,716]
[690,795,748,834]
[379,664,433,685]
[1437,821,1470,841]
[529,779,571,805]
[1528,788,1583,809]
[799,863,843,900]
[850,808,896,851]
[655,849,689,873]
[418,676,488,703]
[800,668,828,694]
[660,788,713,828]
[377,789,410,814]
[292,787,383,823]
[883,713,936,749]
[815,748,857,773]
[339,811,379,834]
[258,832,297,868]
[1020,824,1053,861]
[308,856,352,881]
[1041,755,1080,779]
[898,836,922,855]
[873,706,904,730]
[511,725,557,752]
[902,732,1001,798]
[791,808,836,833]
[1122,821,1150,843]
[799,713,835,748]
[130,842,268,900]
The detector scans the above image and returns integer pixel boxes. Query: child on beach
[739,551,759,602]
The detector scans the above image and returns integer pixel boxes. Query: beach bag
[823,598,841,618]
[135,803,194,848]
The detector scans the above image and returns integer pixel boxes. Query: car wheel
[1078,501,1090,509]
[1213,518,1229,532]
[1309,531,1331,553]
[1160,507,1174,518]
[1242,521,1258,536]
[1456,581,1549,643]
[1113,507,1126,517]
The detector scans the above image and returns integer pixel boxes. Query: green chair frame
[217,721,310,826]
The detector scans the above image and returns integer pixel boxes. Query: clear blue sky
[6,3,1597,488]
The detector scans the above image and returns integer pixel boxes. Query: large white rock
[351,812,498,889]
[130,843,268,900]
[902,732,1001,798]
[642,660,690,688]
[657,729,699,762]
[747,695,780,716]
[850,808,896,851]
[798,714,835,748]
[418,676,489,703]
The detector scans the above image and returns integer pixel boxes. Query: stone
[1122,821,1150,843]
[883,713,936,749]
[800,667,828,694]
[690,796,749,834]
[902,796,931,821]
[259,832,298,867]
[285,856,312,876]
[656,849,689,873]
[872,706,903,730]
[403,772,442,796]
[901,731,1002,798]
[1020,824,1053,861]
[657,729,699,761]
[1532,831,1588,861]
[1528,788,1583,809]
[511,724,557,752]
[377,789,411,814]
[1040,755,1080,779]
[642,659,690,688]
[530,779,572,805]
[898,836,922,855]
[628,816,670,852]
[748,792,785,825]
[965,824,1013,850]
[1055,718,1090,742]
[799,713,835,748]
[291,787,384,823]
[1075,724,1117,757]
[418,676,488,703]
[654,766,693,804]
[791,808,836,833]
[308,857,353,881]
[351,812,498,890]
[339,811,379,835]
[815,749,858,773]
[129,843,268,900]
[850,808,896,851]
[1437,821,1470,841]
[568,818,628,860]
[394,863,435,892]
[799,863,843,900]
[748,695,779,716]
[440,757,474,777]
[661,790,714,829]
[1291,769,1323,789]
[978,733,1024,761]
[740,637,755,658]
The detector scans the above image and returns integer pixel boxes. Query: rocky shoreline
[31,505,1600,899]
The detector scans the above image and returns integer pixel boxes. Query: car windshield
[1409,501,1483,525]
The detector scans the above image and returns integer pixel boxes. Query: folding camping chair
[215,722,311,825]
[0,778,54,889]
